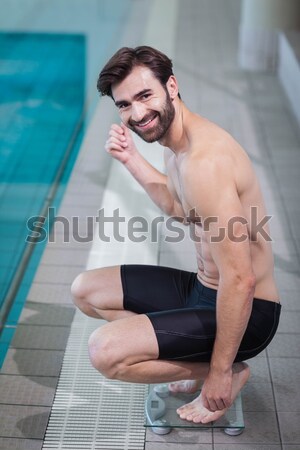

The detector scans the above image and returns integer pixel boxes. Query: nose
[130,101,146,123]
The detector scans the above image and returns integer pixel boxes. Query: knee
[88,327,121,379]
[71,272,90,308]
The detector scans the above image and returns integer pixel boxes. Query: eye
[118,103,129,110]
[141,93,150,100]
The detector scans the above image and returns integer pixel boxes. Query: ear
[166,75,179,100]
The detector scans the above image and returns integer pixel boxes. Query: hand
[105,122,138,164]
[201,368,233,412]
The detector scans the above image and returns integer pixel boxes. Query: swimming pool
[0,31,85,364]
[0,0,131,366]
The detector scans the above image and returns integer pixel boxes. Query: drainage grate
[42,310,148,450]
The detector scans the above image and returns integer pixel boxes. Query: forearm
[124,152,175,215]
[210,276,255,373]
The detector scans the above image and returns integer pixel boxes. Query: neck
[159,99,191,155]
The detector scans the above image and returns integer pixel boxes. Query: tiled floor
[1,0,300,449]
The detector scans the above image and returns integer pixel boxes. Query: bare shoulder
[182,117,256,194]
[183,123,235,176]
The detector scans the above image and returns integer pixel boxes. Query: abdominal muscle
[194,239,219,289]
[193,225,280,303]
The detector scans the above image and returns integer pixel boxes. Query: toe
[192,415,203,423]
[177,406,185,414]
[201,411,216,424]
[201,416,213,424]
[184,407,199,421]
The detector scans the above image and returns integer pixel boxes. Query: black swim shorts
[120,264,281,362]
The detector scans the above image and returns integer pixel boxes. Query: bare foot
[168,379,201,394]
[176,362,250,424]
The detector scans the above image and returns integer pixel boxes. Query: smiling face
[112,65,176,143]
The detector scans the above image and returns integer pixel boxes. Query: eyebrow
[114,89,152,107]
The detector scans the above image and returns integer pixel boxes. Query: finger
[107,136,127,148]
[120,122,131,138]
[215,399,226,411]
[109,129,126,141]
[223,397,232,408]
[110,125,125,137]
[207,400,219,412]
[111,123,125,135]
[205,397,222,412]
[105,141,125,153]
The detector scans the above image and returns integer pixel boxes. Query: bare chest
[167,162,199,222]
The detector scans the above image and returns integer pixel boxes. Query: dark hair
[97,45,181,99]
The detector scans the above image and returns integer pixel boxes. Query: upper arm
[183,154,254,281]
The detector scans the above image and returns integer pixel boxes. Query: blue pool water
[0,31,85,365]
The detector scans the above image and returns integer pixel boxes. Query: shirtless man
[71,46,281,424]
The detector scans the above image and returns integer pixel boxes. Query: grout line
[266,354,284,450]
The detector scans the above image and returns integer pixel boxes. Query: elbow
[247,272,256,290]
[224,271,256,296]
[238,272,256,297]
[161,199,174,217]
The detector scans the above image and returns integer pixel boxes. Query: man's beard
[128,91,175,143]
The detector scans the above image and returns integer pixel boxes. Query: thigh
[80,265,124,310]
[147,307,217,362]
[121,264,197,314]
[93,313,160,365]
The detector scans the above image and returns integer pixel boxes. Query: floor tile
[39,247,89,267]
[267,333,300,358]
[0,375,57,406]
[278,412,300,444]
[145,443,212,450]
[277,310,300,333]
[272,379,300,413]
[278,290,300,310]
[213,412,280,444]
[0,405,50,439]
[269,358,300,413]
[27,282,73,304]
[274,254,300,275]
[46,236,92,252]
[269,357,300,385]
[214,445,281,450]
[1,349,64,376]
[11,325,71,350]
[282,446,300,450]
[246,358,271,383]
[272,239,299,259]
[274,272,300,292]
[242,382,276,411]
[0,438,42,450]
[18,302,75,326]
[145,427,212,444]
[33,264,82,285]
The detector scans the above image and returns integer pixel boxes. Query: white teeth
[138,116,155,127]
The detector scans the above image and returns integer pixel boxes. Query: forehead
[112,65,163,100]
